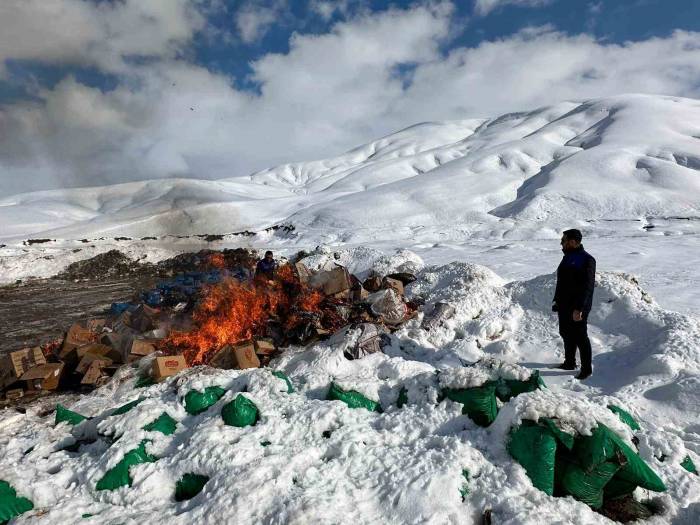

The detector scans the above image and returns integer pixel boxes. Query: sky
[0,0,699,196]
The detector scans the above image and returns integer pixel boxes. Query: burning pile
[0,249,423,405]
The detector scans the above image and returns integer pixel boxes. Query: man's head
[264,250,274,261]
[561,229,582,252]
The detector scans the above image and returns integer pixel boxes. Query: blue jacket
[256,258,276,279]
[553,245,596,313]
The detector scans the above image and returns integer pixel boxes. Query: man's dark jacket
[256,258,276,280]
[553,245,596,313]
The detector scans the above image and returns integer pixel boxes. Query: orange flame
[164,263,323,365]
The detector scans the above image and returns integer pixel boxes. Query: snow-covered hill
[1,94,699,242]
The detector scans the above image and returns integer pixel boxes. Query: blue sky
[0,0,699,194]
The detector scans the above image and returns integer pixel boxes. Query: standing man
[552,229,596,380]
[255,250,277,284]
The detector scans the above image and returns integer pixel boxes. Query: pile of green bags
[508,419,666,509]
[442,371,545,427]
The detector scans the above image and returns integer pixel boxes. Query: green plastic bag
[55,404,87,426]
[607,405,641,431]
[135,375,155,389]
[681,455,698,475]
[396,387,408,409]
[603,476,639,500]
[272,371,294,393]
[143,413,177,436]
[442,382,498,427]
[221,395,259,428]
[175,473,209,502]
[496,372,545,402]
[112,398,143,416]
[559,457,620,509]
[459,469,470,500]
[326,382,382,413]
[184,386,226,415]
[0,480,33,524]
[508,420,558,495]
[572,425,666,496]
[96,440,158,491]
[539,418,575,450]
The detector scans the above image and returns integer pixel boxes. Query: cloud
[235,1,287,44]
[473,0,555,16]
[1,2,700,196]
[0,0,205,76]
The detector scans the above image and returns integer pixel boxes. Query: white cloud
[474,0,555,16]
[0,0,205,76]
[235,2,283,44]
[310,0,353,21]
[1,2,700,196]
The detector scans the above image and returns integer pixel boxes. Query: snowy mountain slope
[1,94,699,242]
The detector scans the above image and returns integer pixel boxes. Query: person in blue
[552,229,596,380]
[255,250,277,284]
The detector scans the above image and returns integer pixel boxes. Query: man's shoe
[575,370,592,380]
[556,362,576,370]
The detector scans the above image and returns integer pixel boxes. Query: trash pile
[501,391,672,521]
[0,249,421,405]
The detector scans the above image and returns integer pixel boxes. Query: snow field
[1,257,698,524]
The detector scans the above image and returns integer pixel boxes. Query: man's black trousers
[558,311,592,372]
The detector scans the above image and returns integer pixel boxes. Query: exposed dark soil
[0,248,259,354]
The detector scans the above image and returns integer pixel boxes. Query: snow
[0,93,699,523]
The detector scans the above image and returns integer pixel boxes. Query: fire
[207,252,226,269]
[163,263,323,365]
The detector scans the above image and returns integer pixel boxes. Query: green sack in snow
[571,425,666,497]
[396,387,408,409]
[607,405,641,431]
[681,455,698,475]
[442,382,498,427]
[135,375,155,389]
[0,480,33,524]
[559,456,620,509]
[175,473,209,501]
[55,404,87,426]
[496,372,545,402]
[96,440,158,491]
[272,371,294,393]
[184,386,226,415]
[508,420,558,495]
[326,382,382,413]
[221,395,259,428]
[143,413,177,436]
[112,398,143,416]
[539,418,575,451]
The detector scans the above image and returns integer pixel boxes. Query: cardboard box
[0,347,47,389]
[129,305,159,333]
[295,262,312,285]
[233,341,261,369]
[209,345,236,369]
[76,353,113,375]
[5,388,24,401]
[60,323,96,358]
[254,339,276,356]
[310,266,351,296]
[383,277,404,296]
[151,355,188,381]
[86,318,106,333]
[20,363,64,391]
[122,338,158,363]
[81,360,110,385]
